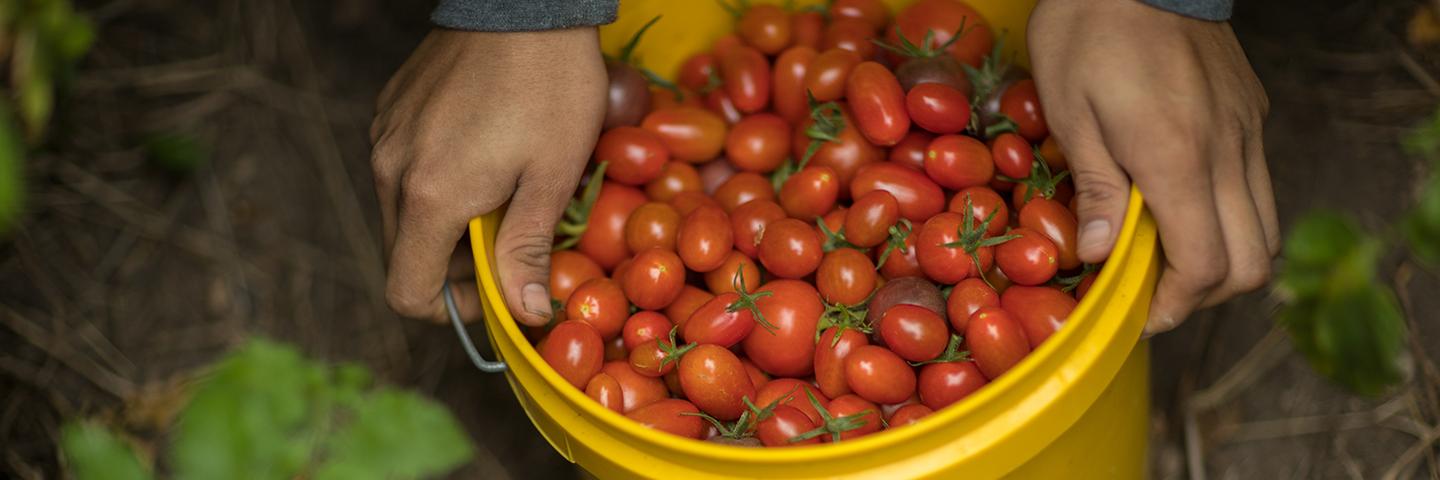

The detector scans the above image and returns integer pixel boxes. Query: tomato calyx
[816,290,873,347]
[874,218,914,269]
[941,195,1021,287]
[1055,263,1100,292]
[614,15,662,65]
[789,390,874,443]
[870,21,969,60]
[982,114,1019,138]
[683,409,757,440]
[909,334,971,366]
[698,69,723,95]
[798,92,847,170]
[728,268,778,333]
[815,216,859,252]
[656,325,699,371]
[998,147,1070,204]
[743,389,794,422]
[960,37,1009,106]
[554,161,609,251]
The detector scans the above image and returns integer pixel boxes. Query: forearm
[432,0,618,31]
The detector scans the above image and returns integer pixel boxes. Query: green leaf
[314,389,473,480]
[61,422,154,480]
[0,104,25,235]
[1404,176,1440,265]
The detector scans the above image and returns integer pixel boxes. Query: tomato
[876,222,924,279]
[815,327,870,398]
[1075,273,1096,301]
[772,46,818,124]
[995,228,1059,286]
[757,218,823,279]
[743,280,824,376]
[726,113,791,173]
[565,278,630,340]
[1019,198,1081,270]
[677,205,734,273]
[888,404,933,427]
[984,265,1014,295]
[713,171,776,213]
[889,130,934,170]
[851,162,945,222]
[796,114,884,191]
[946,277,998,332]
[622,311,672,350]
[585,372,624,413]
[830,0,888,32]
[741,358,771,390]
[803,48,863,102]
[664,369,685,397]
[895,56,970,94]
[699,158,737,195]
[779,166,841,220]
[990,132,1033,180]
[844,345,916,404]
[578,182,647,270]
[625,202,682,253]
[889,0,995,68]
[650,86,702,112]
[596,126,669,186]
[845,62,910,146]
[757,405,820,447]
[915,212,992,284]
[549,250,604,306]
[737,4,792,54]
[906,83,970,135]
[541,321,604,389]
[678,344,756,420]
[925,134,993,190]
[641,107,728,163]
[755,378,831,425]
[670,190,722,216]
[703,250,762,295]
[704,88,744,124]
[720,45,771,113]
[665,285,713,328]
[685,289,767,348]
[948,186,1008,237]
[645,161,703,202]
[628,337,678,377]
[917,361,987,410]
[1039,135,1067,172]
[820,207,848,238]
[678,53,717,92]
[605,61,651,130]
[603,360,669,412]
[966,307,1031,379]
[1013,179,1074,212]
[713,33,744,58]
[845,190,900,248]
[622,248,686,310]
[610,257,634,285]
[1001,285,1076,348]
[626,399,706,439]
[878,304,949,362]
[817,248,877,306]
[1000,79,1048,142]
[605,335,628,361]
[730,199,787,258]
[825,395,882,441]
[823,18,877,59]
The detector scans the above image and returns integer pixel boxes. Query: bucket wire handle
[444,280,508,373]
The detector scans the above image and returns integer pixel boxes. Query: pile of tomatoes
[538,0,1099,447]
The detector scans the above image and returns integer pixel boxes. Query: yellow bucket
[464,1,1160,477]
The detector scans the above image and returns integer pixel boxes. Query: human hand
[370,28,607,326]
[1027,0,1278,337]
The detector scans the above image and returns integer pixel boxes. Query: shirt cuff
[1140,0,1233,21]
[431,0,619,32]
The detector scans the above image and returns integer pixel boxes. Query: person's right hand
[370,28,607,327]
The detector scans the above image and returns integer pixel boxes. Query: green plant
[60,339,475,480]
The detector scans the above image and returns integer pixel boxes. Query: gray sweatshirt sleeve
[431,0,618,32]
[1141,0,1233,21]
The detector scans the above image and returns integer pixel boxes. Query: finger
[493,163,581,327]
[386,172,469,322]
[1199,133,1272,308]
[371,138,402,259]
[447,280,484,324]
[1058,108,1133,264]
[1244,128,1281,257]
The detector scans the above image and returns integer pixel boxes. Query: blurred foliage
[143,131,210,174]
[62,339,474,480]
[0,103,21,234]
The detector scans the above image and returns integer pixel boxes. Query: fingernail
[1141,315,1177,339]
[522,283,553,319]
[1078,220,1112,254]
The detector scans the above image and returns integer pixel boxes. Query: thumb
[493,163,580,327]
[1059,122,1132,264]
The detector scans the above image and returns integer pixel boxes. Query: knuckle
[399,169,446,211]
[1231,262,1272,293]
[385,286,434,320]
[1187,262,1229,291]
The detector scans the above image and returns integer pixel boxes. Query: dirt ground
[1,0,1438,478]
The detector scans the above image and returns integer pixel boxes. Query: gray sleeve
[431,0,618,32]
[1141,0,1233,21]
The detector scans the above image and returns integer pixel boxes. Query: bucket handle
[444,280,508,373]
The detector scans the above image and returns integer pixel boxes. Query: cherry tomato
[895,56,971,94]
[1019,198,1081,270]
[815,327,870,398]
[757,405,820,447]
[650,86,703,111]
[578,182,647,270]
[878,304,949,362]
[550,250,604,306]
[888,404,933,427]
[823,18,877,59]
[1001,285,1077,348]
[645,161,703,202]
[1000,79,1048,142]
[605,335,628,362]
[585,372,624,413]
[541,320,604,389]
[966,307,1031,379]
[596,126,670,186]
[677,205,734,273]
[830,0,888,32]
[629,336,680,377]
[1039,135,1068,172]
[622,248,686,310]
[737,4,792,54]
[946,277,998,332]
[990,132,1033,180]
[669,191,721,217]
[726,113,791,173]
[779,165,840,220]
[755,378,831,425]
[678,344,756,420]
[995,228,1059,287]
[566,278,630,340]
[743,280,824,377]
[851,162,945,222]
[925,134,993,190]
[703,250,762,295]
[720,45,771,113]
[820,207,848,239]
[683,292,756,348]
[664,285,713,328]
[772,46,817,124]
[817,248,877,306]
[876,222,924,279]
[704,88,744,124]
[730,199,787,258]
[713,171,776,213]
[621,311,672,350]
[889,130,934,170]
[889,0,995,68]
[699,158,737,195]
[626,399,706,439]
[641,107,728,163]
[713,33,744,57]
[917,361,987,410]
[984,265,1014,295]
[844,345,916,404]
[906,82,970,135]
[757,218,823,279]
[803,48,863,102]
[948,186,1008,237]
[795,106,884,189]
[678,53,717,92]
[610,257,634,285]
[791,11,825,50]
[826,395,882,441]
[1076,273,1096,301]
[845,62,910,147]
[740,358,771,389]
[845,190,900,248]
[915,212,992,284]
[625,202,682,253]
[606,61,651,129]
[664,369,685,397]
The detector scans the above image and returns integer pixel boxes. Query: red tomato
[626,398,706,438]
[851,162,945,222]
[664,285,713,328]
[876,222,924,279]
[678,344,757,420]
[713,171,776,213]
[628,338,679,377]
[845,190,900,248]
[603,360,670,412]
[650,86,703,111]
[815,327,870,398]
[1002,285,1077,348]
[585,373,624,413]
[846,62,910,146]
[678,53,717,92]
[915,212,992,284]
[925,134,993,190]
[826,395,882,441]
[741,358,771,389]
[791,11,825,49]
[820,207,848,238]
[772,46,818,124]
[624,202,682,253]
[1019,198,1080,270]
[743,280,824,376]
[726,113,791,173]
[757,405,820,447]
[737,4,792,54]
[596,126,670,186]
[889,130,934,170]
[578,182,647,270]
[844,345,916,404]
[566,278,630,340]
[917,361,987,410]
[990,132,1033,180]
[817,248,877,306]
[830,0,888,31]
[878,304,949,362]
[641,107,728,163]
[720,45,771,113]
[946,277,998,332]
[995,228,1059,286]
[1013,180,1074,212]
[730,199,787,258]
[550,250,604,306]
[699,158,737,194]
[755,378,831,425]
[645,161,702,202]
[621,248,686,310]
[677,205,735,272]
[703,250,762,295]
[713,33,744,58]
[803,48,863,102]
[670,190,722,216]
[757,218,823,279]
[795,105,884,189]
[906,83,970,135]
[779,166,841,220]
[888,404,933,427]
[683,292,756,348]
[1000,79,1048,142]
[605,335,628,362]
[889,0,995,68]
[622,311,672,350]
[966,307,1031,379]
[948,186,1008,237]
[541,321,604,389]
[1039,135,1068,172]
[1076,273,1096,301]
[704,88,744,124]
[823,18,877,60]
